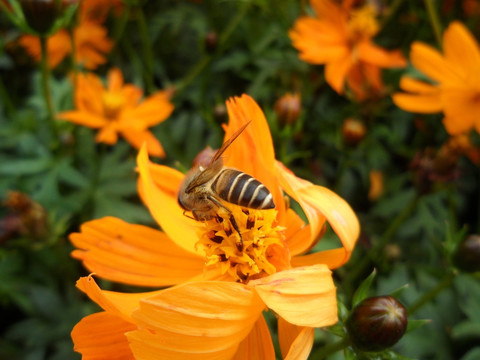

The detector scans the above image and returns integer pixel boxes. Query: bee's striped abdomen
[212,169,275,209]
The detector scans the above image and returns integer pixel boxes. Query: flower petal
[137,145,200,255]
[357,41,407,68]
[126,90,174,128]
[392,93,443,113]
[443,21,480,76]
[325,55,352,93]
[126,281,265,360]
[410,42,461,85]
[224,95,287,221]
[76,275,163,321]
[275,161,359,260]
[57,111,108,128]
[278,317,314,360]
[442,87,480,135]
[121,129,165,157]
[70,217,204,287]
[291,248,348,269]
[71,312,136,360]
[250,265,338,327]
[233,315,275,360]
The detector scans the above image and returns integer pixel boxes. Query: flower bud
[342,117,366,146]
[19,0,63,34]
[453,235,480,273]
[205,31,218,53]
[274,93,301,125]
[347,296,408,352]
[192,146,217,168]
[212,103,227,123]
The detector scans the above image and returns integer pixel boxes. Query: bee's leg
[183,210,196,220]
[207,195,244,252]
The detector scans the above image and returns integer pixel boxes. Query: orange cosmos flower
[19,19,112,69]
[392,22,480,135]
[289,0,406,99]
[58,68,174,157]
[70,94,360,359]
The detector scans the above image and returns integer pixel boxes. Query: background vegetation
[1,0,479,359]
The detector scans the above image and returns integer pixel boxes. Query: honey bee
[178,122,275,251]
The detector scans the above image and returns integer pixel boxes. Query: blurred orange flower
[58,68,174,157]
[19,19,112,69]
[81,0,123,22]
[392,22,480,135]
[289,0,406,99]
[69,94,360,359]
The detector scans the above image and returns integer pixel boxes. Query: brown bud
[342,117,366,146]
[368,170,383,201]
[19,0,63,34]
[274,93,301,125]
[205,31,218,53]
[212,103,227,124]
[347,296,408,352]
[453,235,480,273]
[192,146,218,168]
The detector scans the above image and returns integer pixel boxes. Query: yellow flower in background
[289,0,406,99]
[58,68,174,157]
[19,19,112,69]
[69,94,360,359]
[393,22,480,135]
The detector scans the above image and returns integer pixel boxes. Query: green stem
[310,337,350,359]
[40,35,58,146]
[0,76,15,116]
[343,196,419,293]
[424,0,443,49]
[407,272,455,316]
[174,1,250,95]
[136,6,155,93]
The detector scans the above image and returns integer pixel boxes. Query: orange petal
[357,41,407,68]
[441,88,479,135]
[126,90,174,128]
[275,161,359,260]
[121,129,165,157]
[71,312,136,360]
[399,77,438,94]
[57,111,108,128]
[76,275,163,321]
[392,93,443,113]
[108,68,124,92]
[250,265,338,327]
[278,317,314,360]
[126,281,265,359]
[410,42,461,85]
[443,22,480,75]
[70,217,204,287]
[233,315,275,360]
[224,95,286,221]
[325,55,352,93]
[291,248,347,269]
[137,145,200,255]
[96,123,119,144]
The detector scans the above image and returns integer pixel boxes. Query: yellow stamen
[102,91,125,119]
[196,206,286,282]
[348,5,379,42]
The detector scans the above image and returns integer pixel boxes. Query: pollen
[196,206,287,282]
[348,5,379,42]
[102,91,125,119]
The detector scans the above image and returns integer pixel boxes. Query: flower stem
[174,1,250,95]
[310,337,350,359]
[343,196,419,295]
[40,35,58,147]
[136,5,155,93]
[424,0,443,49]
[407,272,455,316]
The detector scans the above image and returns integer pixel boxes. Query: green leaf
[0,157,51,175]
[406,319,431,334]
[352,269,377,308]
[452,321,480,340]
[461,348,480,360]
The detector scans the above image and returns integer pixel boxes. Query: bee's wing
[209,121,250,164]
[184,121,250,193]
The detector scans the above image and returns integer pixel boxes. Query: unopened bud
[212,103,227,124]
[19,0,63,34]
[205,31,218,53]
[342,117,366,146]
[347,296,408,352]
[453,235,480,273]
[274,93,301,125]
[192,146,217,168]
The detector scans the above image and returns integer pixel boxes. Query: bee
[178,122,275,251]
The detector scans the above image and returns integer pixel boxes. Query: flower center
[348,5,379,42]
[102,91,125,119]
[196,206,287,283]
